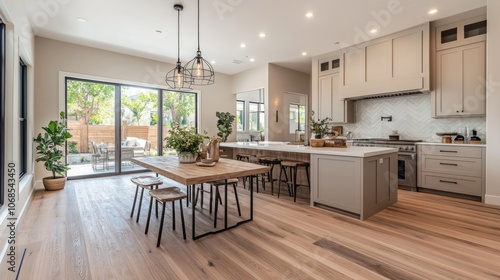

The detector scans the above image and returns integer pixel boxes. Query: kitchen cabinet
[433,16,486,117]
[417,144,485,200]
[318,73,355,123]
[339,23,430,99]
[435,15,486,51]
[310,152,397,220]
[312,53,355,124]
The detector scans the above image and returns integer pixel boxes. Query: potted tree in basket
[33,111,73,190]
[164,123,207,163]
[310,111,331,147]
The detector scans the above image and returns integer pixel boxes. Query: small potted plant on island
[33,111,73,190]
[164,123,207,163]
[310,111,331,147]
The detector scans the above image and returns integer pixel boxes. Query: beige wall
[485,1,500,205]
[268,64,311,141]
[34,37,234,180]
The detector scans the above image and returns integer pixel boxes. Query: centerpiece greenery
[310,110,331,139]
[164,123,207,163]
[33,111,73,190]
[216,111,235,142]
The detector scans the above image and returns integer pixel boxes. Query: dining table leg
[224,179,228,229]
[250,175,254,221]
[191,184,196,240]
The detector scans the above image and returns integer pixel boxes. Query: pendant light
[184,0,215,85]
[166,4,192,89]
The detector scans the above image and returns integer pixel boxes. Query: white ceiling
[22,0,486,75]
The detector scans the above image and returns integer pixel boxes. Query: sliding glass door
[66,78,199,178]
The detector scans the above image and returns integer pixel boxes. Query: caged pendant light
[184,0,215,85]
[166,4,193,89]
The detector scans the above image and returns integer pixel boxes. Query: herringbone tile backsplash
[337,94,486,142]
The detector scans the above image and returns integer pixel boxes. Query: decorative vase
[207,138,220,162]
[42,176,66,191]
[178,152,197,163]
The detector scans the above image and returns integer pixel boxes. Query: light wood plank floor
[4,173,500,279]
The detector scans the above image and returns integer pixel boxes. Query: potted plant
[216,111,235,142]
[310,111,331,147]
[164,123,206,163]
[33,111,73,190]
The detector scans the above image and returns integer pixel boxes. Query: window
[248,102,265,132]
[289,103,306,134]
[19,59,27,178]
[236,100,245,131]
[0,20,5,207]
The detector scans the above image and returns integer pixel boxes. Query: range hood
[348,90,430,101]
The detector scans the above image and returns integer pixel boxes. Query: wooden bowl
[310,139,325,147]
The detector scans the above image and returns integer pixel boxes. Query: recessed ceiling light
[428,8,438,15]
[77,17,88,23]
[305,12,314,18]
[240,43,246,48]
[250,58,255,62]
[302,52,307,56]
[369,28,378,34]
[259,33,266,38]
[211,60,216,64]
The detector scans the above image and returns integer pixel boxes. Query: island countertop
[220,141,398,157]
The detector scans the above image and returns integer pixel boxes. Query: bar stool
[145,187,187,247]
[278,160,311,202]
[258,156,281,195]
[236,153,256,189]
[208,178,242,228]
[130,176,163,223]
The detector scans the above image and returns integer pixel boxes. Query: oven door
[398,152,417,189]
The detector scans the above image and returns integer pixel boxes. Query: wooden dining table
[131,156,270,239]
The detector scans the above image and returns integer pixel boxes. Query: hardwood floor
[4,173,500,279]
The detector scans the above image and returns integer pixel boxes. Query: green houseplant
[164,123,206,163]
[310,110,331,139]
[216,111,235,142]
[33,111,73,190]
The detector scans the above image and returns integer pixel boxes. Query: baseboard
[485,194,500,206]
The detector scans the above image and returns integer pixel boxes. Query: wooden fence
[68,120,166,153]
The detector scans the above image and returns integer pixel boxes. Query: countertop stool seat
[130,176,163,223]
[258,156,282,195]
[236,153,257,189]
[145,187,187,247]
[206,178,241,228]
[278,160,310,202]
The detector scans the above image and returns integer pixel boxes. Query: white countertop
[221,142,398,157]
[416,142,486,148]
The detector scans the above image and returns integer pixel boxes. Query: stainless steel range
[351,138,422,191]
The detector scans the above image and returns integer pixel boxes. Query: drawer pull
[440,163,458,166]
[439,150,458,153]
[440,180,458,184]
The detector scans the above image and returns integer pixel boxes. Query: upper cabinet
[432,13,486,118]
[312,53,355,123]
[339,23,430,99]
[436,15,486,51]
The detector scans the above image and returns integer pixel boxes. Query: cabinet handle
[440,163,458,166]
[439,150,458,153]
[440,180,458,184]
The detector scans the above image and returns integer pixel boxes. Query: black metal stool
[278,160,310,202]
[145,187,187,247]
[130,176,163,223]
[258,156,281,195]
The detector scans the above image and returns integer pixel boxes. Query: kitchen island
[221,142,398,220]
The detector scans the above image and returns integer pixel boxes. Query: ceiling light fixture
[259,33,266,38]
[306,12,314,18]
[165,4,192,90]
[250,58,255,62]
[240,43,246,48]
[428,8,438,15]
[77,17,88,23]
[184,0,215,85]
[369,28,378,34]
[302,52,307,56]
